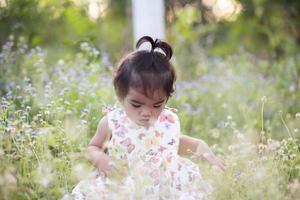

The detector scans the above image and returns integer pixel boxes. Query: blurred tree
[166,0,300,59]
[0,0,131,61]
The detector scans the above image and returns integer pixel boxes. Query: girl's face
[121,87,167,127]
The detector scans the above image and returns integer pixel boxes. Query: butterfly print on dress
[155,131,163,138]
[111,119,120,129]
[158,146,167,153]
[168,139,176,145]
[120,138,135,154]
[138,133,146,140]
[159,114,175,124]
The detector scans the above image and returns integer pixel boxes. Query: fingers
[99,161,115,175]
[101,162,127,177]
[190,152,227,171]
[203,154,227,171]
[212,157,227,171]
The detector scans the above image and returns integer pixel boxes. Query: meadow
[0,37,299,199]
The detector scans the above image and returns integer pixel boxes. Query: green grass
[0,40,299,199]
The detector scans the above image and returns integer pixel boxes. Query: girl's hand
[96,152,116,176]
[192,143,227,171]
[201,153,227,171]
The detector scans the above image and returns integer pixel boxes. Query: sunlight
[71,0,108,20]
[202,0,242,21]
[202,0,217,8]
[88,0,107,20]
[88,1,100,20]
[0,0,7,8]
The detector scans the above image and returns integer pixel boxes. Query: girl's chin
[136,118,157,127]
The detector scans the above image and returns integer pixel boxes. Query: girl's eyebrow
[153,99,165,105]
[130,99,165,105]
[130,99,143,104]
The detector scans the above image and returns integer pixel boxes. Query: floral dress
[70,107,211,200]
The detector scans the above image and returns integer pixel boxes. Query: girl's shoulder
[101,105,117,115]
[101,106,124,123]
[102,106,126,131]
[164,106,178,113]
[160,106,180,124]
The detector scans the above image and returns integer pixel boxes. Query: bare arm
[178,135,210,156]
[87,116,114,174]
[179,135,227,171]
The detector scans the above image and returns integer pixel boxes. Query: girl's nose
[140,108,151,117]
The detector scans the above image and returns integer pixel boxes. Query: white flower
[261,96,267,103]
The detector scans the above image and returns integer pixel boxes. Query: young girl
[70,36,226,200]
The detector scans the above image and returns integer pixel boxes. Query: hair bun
[136,36,173,60]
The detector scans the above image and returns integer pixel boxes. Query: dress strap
[101,105,115,115]
[165,106,178,113]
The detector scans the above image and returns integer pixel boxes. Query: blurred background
[0,0,299,199]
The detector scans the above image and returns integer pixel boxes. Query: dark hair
[113,36,176,100]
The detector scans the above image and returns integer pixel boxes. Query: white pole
[132,0,165,45]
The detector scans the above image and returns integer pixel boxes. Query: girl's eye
[153,105,162,108]
[131,104,141,108]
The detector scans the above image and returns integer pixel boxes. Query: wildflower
[44,110,50,116]
[282,155,289,161]
[6,90,12,99]
[289,84,296,92]
[80,42,89,49]
[2,41,13,52]
[280,139,287,146]
[21,115,27,121]
[290,154,297,159]
[1,98,9,108]
[24,76,30,82]
[19,44,28,53]
[211,129,220,139]
[261,96,267,103]
[267,138,272,144]
[234,130,240,135]
[80,108,89,118]
[221,103,228,109]
[15,134,24,142]
[92,48,100,56]
[266,140,280,151]
[224,122,230,127]
[258,143,266,153]
[233,169,242,178]
[58,59,65,66]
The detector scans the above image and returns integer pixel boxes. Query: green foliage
[0,1,299,198]
[1,42,298,199]
[0,41,116,199]
[212,0,300,57]
[0,0,131,62]
[169,0,300,65]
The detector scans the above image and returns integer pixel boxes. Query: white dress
[69,108,211,200]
